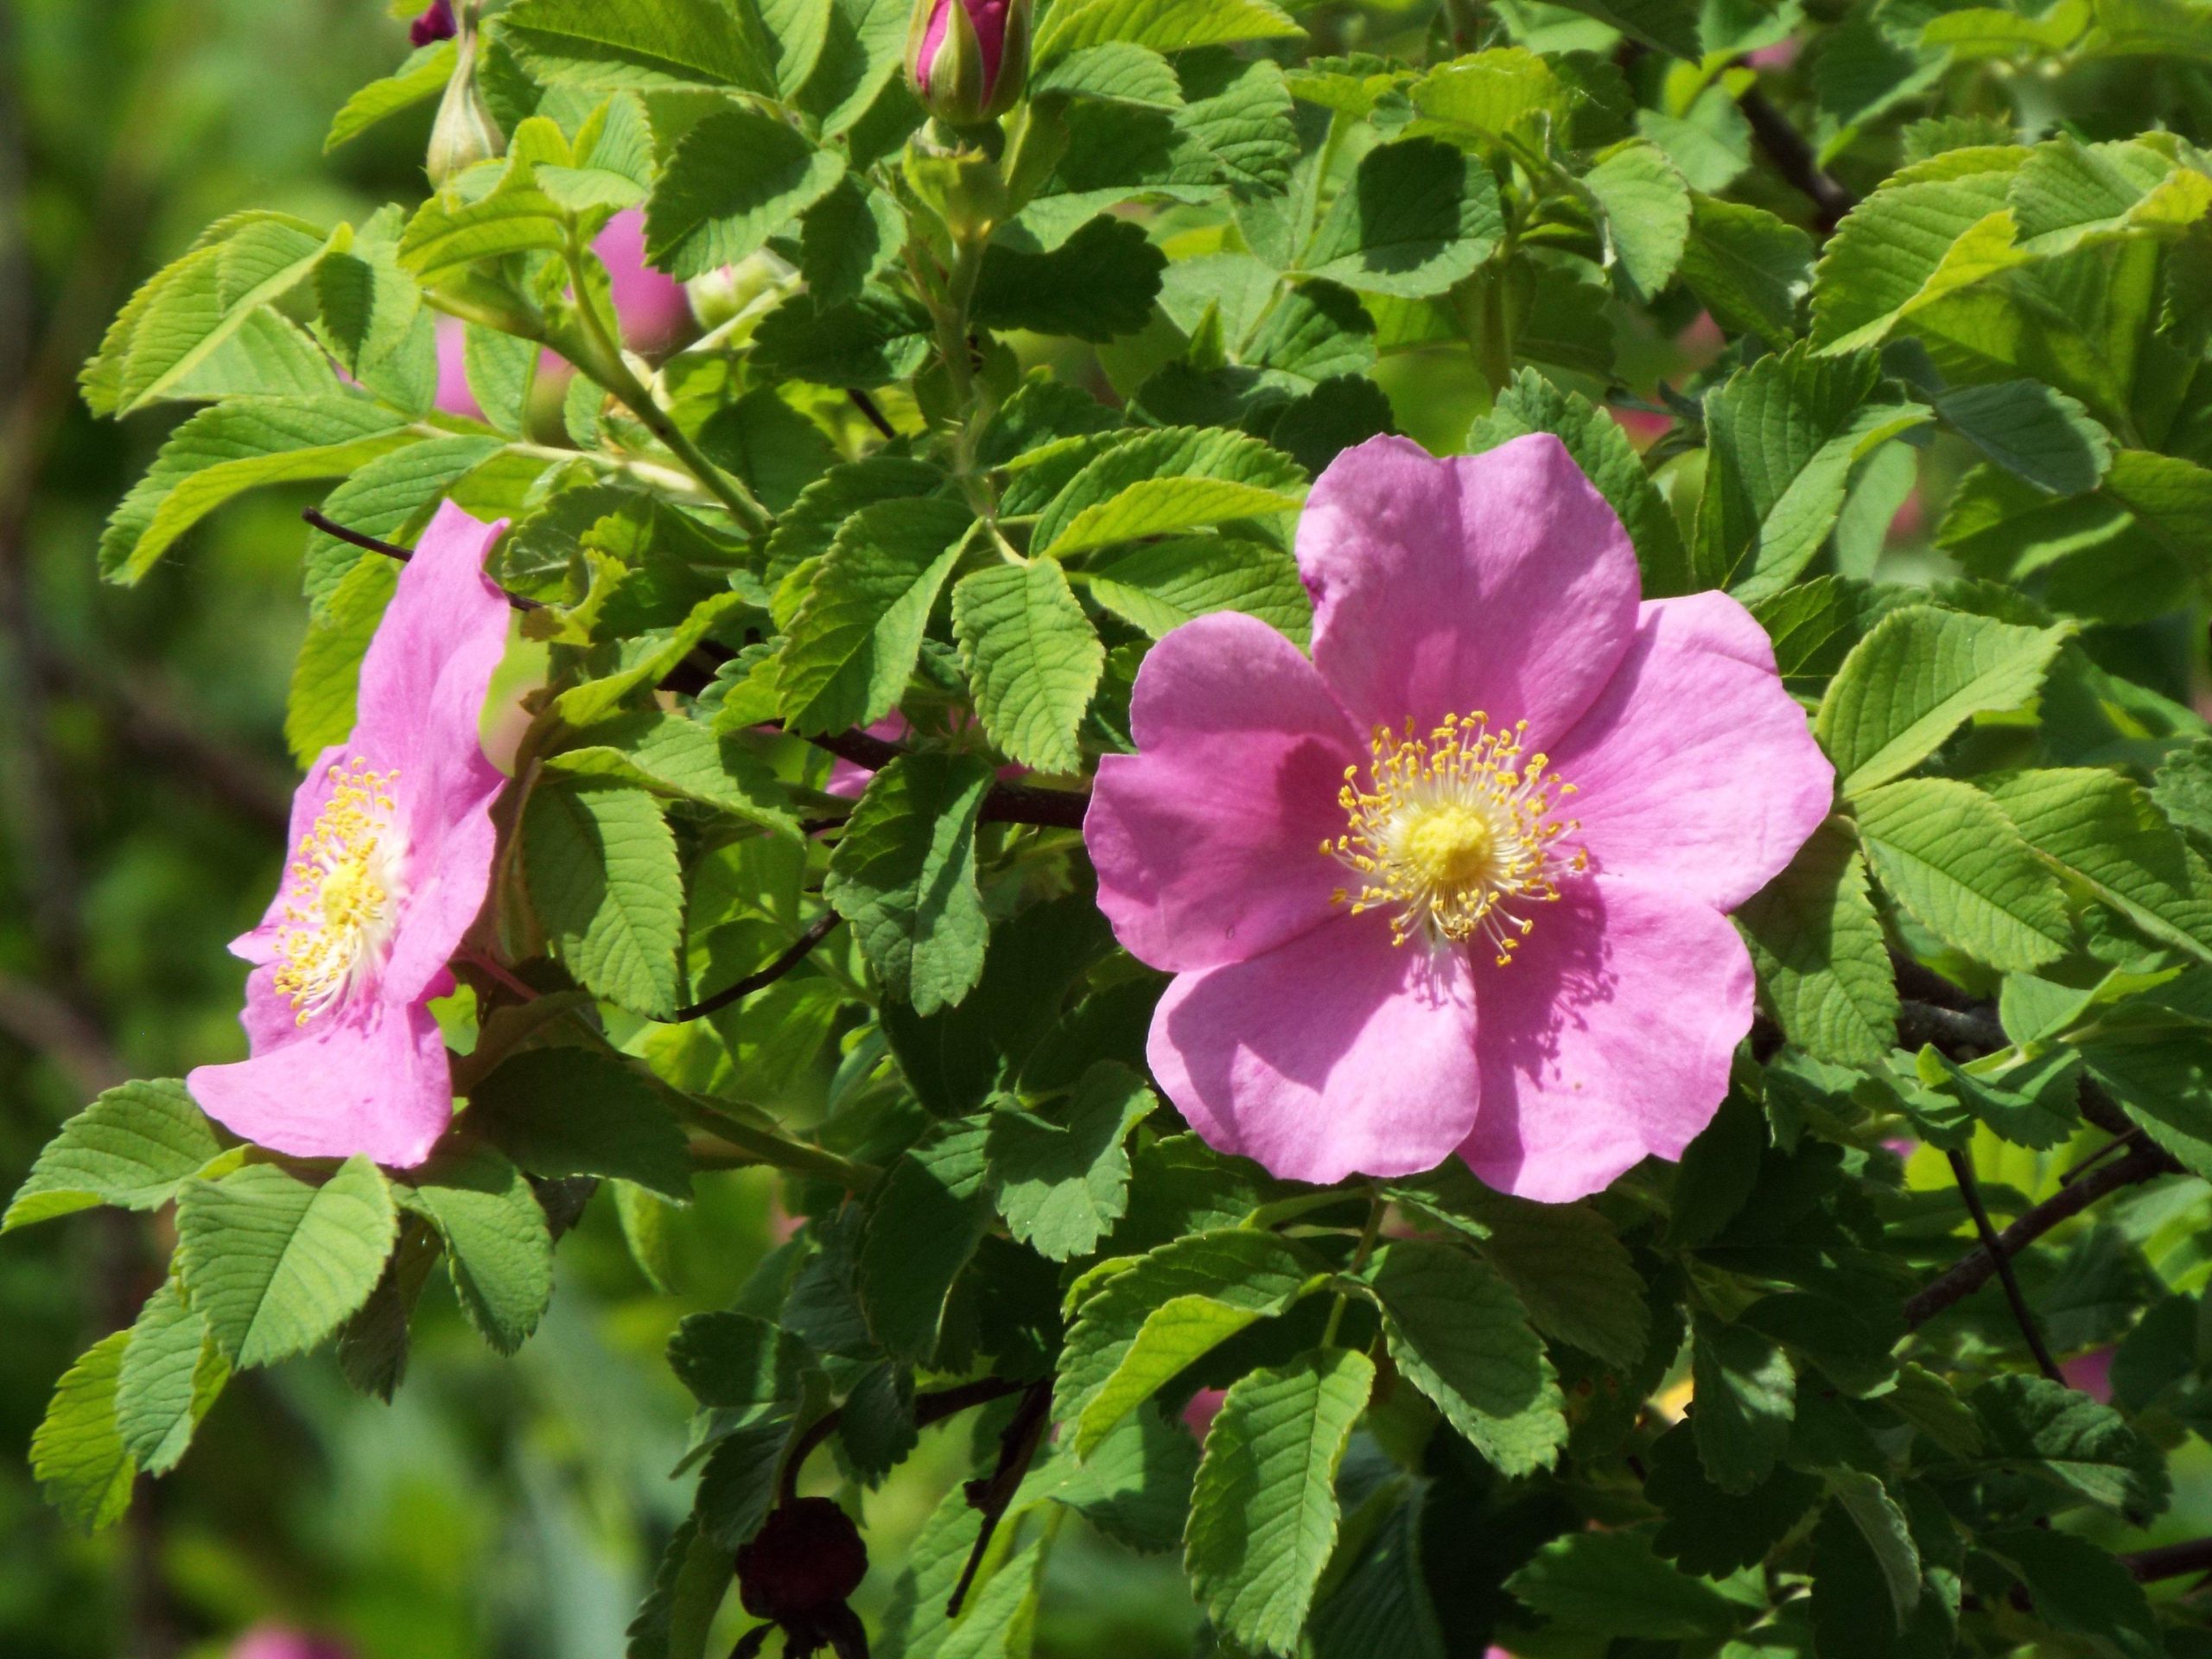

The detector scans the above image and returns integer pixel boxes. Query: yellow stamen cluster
[1324,712,1586,964]
[271,757,405,1025]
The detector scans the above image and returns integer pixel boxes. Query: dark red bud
[410,0,457,47]
[734,1498,870,1623]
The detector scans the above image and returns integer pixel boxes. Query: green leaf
[1032,41,1185,108]
[1036,1407,1200,1554]
[114,1279,229,1476]
[1678,194,1815,346]
[1933,379,2113,496]
[973,215,1167,343]
[549,711,798,837]
[1358,1241,1565,1475]
[987,1062,1154,1262]
[1815,604,2069,796]
[695,1421,792,1549]
[1981,1527,2162,1659]
[469,1046,693,1201]
[5,1078,227,1232]
[777,496,974,734]
[645,105,846,280]
[30,1332,136,1534]
[302,435,506,616]
[1185,1346,1374,1656]
[1036,0,1302,60]
[1035,427,1306,556]
[400,1145,554,1355]
[1083,535,1312,645]
[750,286,935,388]
[397,148,573,278]
[1738,823,1899,1068]
[798,176,906,309]
[99,396,415,582]
[953,560,1105,775]
[1298,138,1504,299]
[1851,777,2070,969]
[327,41,456,149]
[1810,150,2027,354]
[1581,140,1691,302]
[1991,768,2212,966]
[1690,1313,1796,1493]
[858,1120,990,1361]
[1507,1526,1743,1640]
[499,0,778,93]
[1807,1500,1950,1659]
[1646,1421,1823,1577]
[824,753,995,1014]
[1468,368,1690,597]
[524,781,685,1017]
[1967,1373,2169,1518]
[175,1156,398,1370]
[2008,134,2212,257]
[336,1224,439,1403]
[1545,0,1702,55]
[286,553,396,764]
[1693,346,1933,600]
[1824,1470,1922,1627]
[626,1516,731,1659]
[1056,1229,1320,1454]
[668,1309,807,1415]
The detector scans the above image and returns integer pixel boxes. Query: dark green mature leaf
[1808,1500,1953,1659]
[1185,1346,1374,1655]
[1299,138,1505,299]
[469,1046,693,1201]
[953,559,1105,775]
[1647,1421,1823,1576]
[30,1332,136,1535]
[645,105,845,279]
[1358,1242,1565,1474]
[988,1063,1154,1261]
[695,1421,792,1549]
[749,287,935,387]
[1923,1047,2082,1149]
[1738,823,1898,1068]
[1506,1527,1743,1640]
[667,1310,807,1415]
[1679,194,1815,345]
[1993,768,2212,965]
[175,1156,397,1370]
[400,1146,555,1355]
[626,1516,730,1659]
[1824,1469,1921,1628]
[1852,777,2070,969]
[499,0,778,94]
[974,215,1167,342]
[1691,1313,1796,1493]
[1967,1374,2170,1519]
[1981,1527,2162,1659]
[825,753,995,1014]
[524,781,685,1017]
[1934,380,2113,496]
[858,1119,990,1360]
[6,1079,229,1232]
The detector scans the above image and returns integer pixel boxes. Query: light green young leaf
[988,1062,1155,1262]
[823,753,995,1014]
[114,1279,230,1476]
[30,1332,136,1534]
[1678,194,1814,346]
[1815,605,2069,794]
[327,41,456,150]
[1581,141,1691,302]
[1359,1241,1567,1476]
[953,559,1105,776]
[1185,1347,1375,1656]
[778,497,974,734]
[1083,536,1312,646]
[286,553,396,764]
[1851,777,2071,970]
[1298,137,1505,299]
[1035,0,1302,60]
[302,435,506,616]
[175,1156,398,1370]
[1034,427,1306,556]
[1033,41,1185,108]
[499,0,779,93]
[645,105,846,279]
[1810,149,2028,353]
[2008,135,2212,257]
[1991,768,2212,966]
[524,780,686,1017]
[5,1078,228,1232]
[400,1145,555,1355]
[549,711,798,837]
[1737,822,1899,1068]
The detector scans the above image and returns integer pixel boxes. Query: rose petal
[1552,591,1834,912]
[1459,878,1751,1202]
[188,989,453,1168]
[1087,612,1363,974]
[1147,913,1481,1184]
[1298,433,1642,744]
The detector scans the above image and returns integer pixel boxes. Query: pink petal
[433,315,482,420]
[188,987,454,1167]
[1087,612,1363,974]
[1459,880,1751,1202]
[1147,914,1481,1184]
[1298,434,1642,745]
[1550,592,1834,912]
[827,714,911,800]
[593,208,692,351]
[229,742,353,968]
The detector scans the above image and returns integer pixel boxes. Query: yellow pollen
[270,757,406,1025]
[1325,710,1586,964]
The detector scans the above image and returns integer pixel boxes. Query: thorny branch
[668,912,843,1021]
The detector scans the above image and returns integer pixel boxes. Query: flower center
[272,757,407,1025]
[1325,711,1585,963]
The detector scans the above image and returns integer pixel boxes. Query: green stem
[558,241,772,536]
[676,1092,882,1193]
[1321,1192,1386,1348]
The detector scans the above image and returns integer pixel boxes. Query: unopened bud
[425,9,505,188]
[410,0,456,47]
[905,0,1032,127]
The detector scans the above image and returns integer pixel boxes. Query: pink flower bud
[409,0,455,47]
[906,0,1032,126]
[228,1626,356,1659]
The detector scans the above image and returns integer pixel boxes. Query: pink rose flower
[432,315,483,421]
[594,207,691,352]
[1182,1388,1226,1440]
[908,0,1032,124]
[230,1626,355,1659]
[826,715,913,800]
[2062,1348,2114,1403]
[1085,435,1833,1201]
[188,503,512,1168]
[918,0,1014,94]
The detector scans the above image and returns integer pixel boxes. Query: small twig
[778,1376,1029,1508]
[848,390,899,442]
[1898,999,2007,1055]
[947,1380,1054,1618]
[1737,86,1858,232]
[667,912,843,1022]
[301,507,543,613]
[2122,1534,2212,1585]
[1906,1142,2183,1328]
[1943,1149,2064,1382]
[2061,1126,2143,1186]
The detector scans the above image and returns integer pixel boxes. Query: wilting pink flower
[1086,435,1833,1201]
[594,208,691,352]
[188,504,512,1168]
[230,1626,355,1659]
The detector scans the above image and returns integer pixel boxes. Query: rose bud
[905,0,1032,127]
